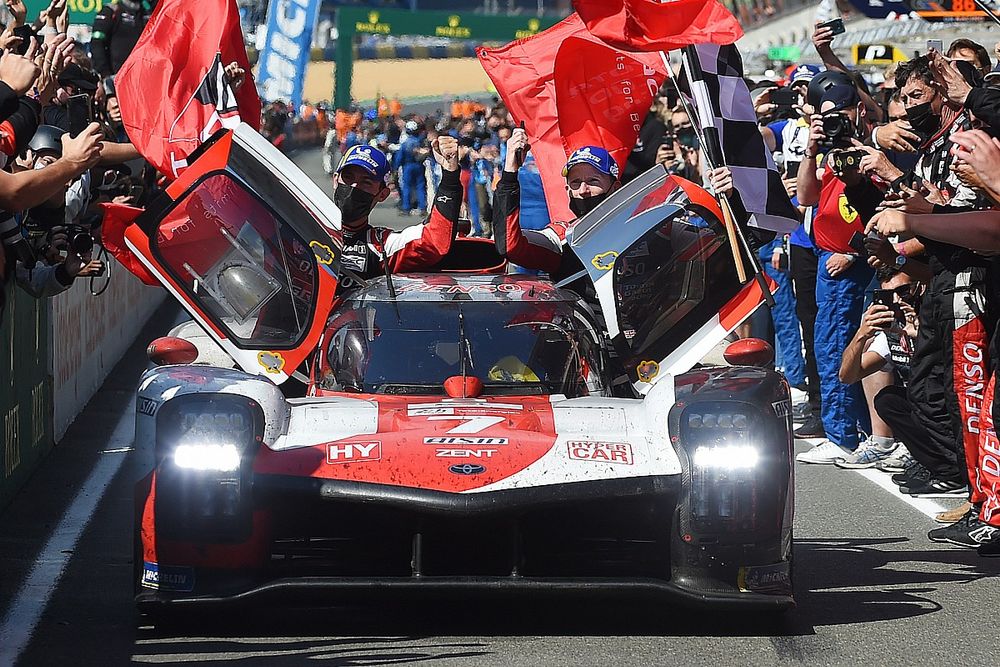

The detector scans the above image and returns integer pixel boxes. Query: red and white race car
[127,124,794,613]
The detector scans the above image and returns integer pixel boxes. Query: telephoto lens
[0,215,36,270]
[69,229,95,256]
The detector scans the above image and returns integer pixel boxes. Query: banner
[572,0,742,52]
[257,0,322,108]
[117,0,260,179]
[478,14,666,223]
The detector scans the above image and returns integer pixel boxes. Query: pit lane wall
[1,263,164,510]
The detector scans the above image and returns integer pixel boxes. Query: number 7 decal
[427,415,505,434]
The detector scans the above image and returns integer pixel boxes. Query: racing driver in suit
[332,137,461,288]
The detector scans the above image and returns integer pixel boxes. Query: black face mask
[905,100,940,138]
[334,183,377,225]
[676,126,699,150]
[569,192,609,218]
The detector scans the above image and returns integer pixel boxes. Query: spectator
[90,0,152,77]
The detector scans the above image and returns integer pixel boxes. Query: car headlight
[156,394,262,472]
[173,443,241,472]
[692,444,759,470]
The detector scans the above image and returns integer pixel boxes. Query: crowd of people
[746,26,1000,557]
[0,0,150,313]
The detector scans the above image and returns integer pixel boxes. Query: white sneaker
[876,444,913,473]
[796,440,850,464]
[835,436,897,469]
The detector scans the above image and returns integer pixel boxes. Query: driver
[333,137,462,286]
[493,133,622,279]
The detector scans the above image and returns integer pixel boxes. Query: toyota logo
[449,463,486,475]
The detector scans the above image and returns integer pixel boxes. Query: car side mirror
[147,336,199,366]
[723,338,774,367]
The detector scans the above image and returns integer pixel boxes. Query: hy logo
[168,52,243,178]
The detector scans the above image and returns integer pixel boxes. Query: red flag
[478,14,666,222]
[99,202,158,285]
[117,0,260,179]
[573,0,743,52]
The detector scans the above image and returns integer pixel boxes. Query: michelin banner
[257,0,321,109]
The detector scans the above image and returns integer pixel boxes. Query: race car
[126,124,794,612]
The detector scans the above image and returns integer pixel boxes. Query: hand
[863,234,898,265]
[54,1,68,34]
[781,176,797,198]
[707,166,733,198]
[45,227,67,263]
[807,114,826,153]
[868,209,910,236]
[893,183,935,213]
[955,161,988,191]
[33,35,73,105]
[504,127,529,172]
[859,303,896,337]
[73,259,104,277]
[929,50,972,106]
[60,122,104,172]
[432,135,459,172]
[654,142,673,167]
[111,194,135,206]
[0,31,22,53]
[896,300,919,338]
[812,21,835,50]
[224,61,246,92]
[754,86,777,118]
[64,249,101,278]
[6,0,27,27]
[858,145,903,182]
[950,129,1000,193]
[825,252,854,278]
[0,43,40,96]
[874,120,920,153]
[771,248,784,271]
[683,145,699,169]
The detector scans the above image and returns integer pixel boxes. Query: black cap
[57,63,99,92]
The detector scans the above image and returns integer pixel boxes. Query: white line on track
[0,398,134,667]
[797,436,955,521]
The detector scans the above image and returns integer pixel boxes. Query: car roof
[345,274,580,303]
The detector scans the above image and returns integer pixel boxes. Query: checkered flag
[682,44,799,233]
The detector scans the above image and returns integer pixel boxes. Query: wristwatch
[894,254,907,269]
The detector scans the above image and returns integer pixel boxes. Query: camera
[46,224,94,258]
[820,112,855,149]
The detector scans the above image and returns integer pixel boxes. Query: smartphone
[660,133,675,149]
[848,231,869,255]
[128,184,144,202]
[872,289,895,307]
[67,94,92,137]
[831,149,866,174]
[11,25,33,56]
[818,17,846,36]
[771,87,798,107]
[927,39,943,53]
[785,160,800,178]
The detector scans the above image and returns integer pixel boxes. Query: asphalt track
[1,149,998,666]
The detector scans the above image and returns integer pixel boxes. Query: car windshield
[321,299,605,396]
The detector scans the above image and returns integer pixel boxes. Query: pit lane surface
[1,149,998,666]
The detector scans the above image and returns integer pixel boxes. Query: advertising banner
[257,0,322,108]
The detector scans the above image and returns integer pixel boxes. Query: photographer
[795,83,881,463]
[837,270,921,469]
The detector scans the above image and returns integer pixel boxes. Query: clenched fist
[432,135,460,172]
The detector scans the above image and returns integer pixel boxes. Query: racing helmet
[328,321,370,392]
[215,262,280,321]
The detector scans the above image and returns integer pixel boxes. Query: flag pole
[664,47,774,306]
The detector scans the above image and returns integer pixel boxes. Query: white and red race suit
[339,169,462,288]
[492,171,576,279]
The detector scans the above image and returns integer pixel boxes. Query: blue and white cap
[562,146,620,181]
[337,145,390,183]
[790,64,822,85]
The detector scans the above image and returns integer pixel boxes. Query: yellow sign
[852,43,907,66]
[636,360,660,383]
[356,11,391,34]
[258,351,286,374]
[591,251,618,271]
[436,15,472,38]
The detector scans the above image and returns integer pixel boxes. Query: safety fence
[0,262,164,511]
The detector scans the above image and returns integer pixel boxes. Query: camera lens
[70,231,93,255]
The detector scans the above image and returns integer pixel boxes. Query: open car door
[124,123,342,384]
[568,165,774,395]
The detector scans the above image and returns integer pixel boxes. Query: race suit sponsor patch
[137,397,158,416]
[567,441,634,465]
[771,399,792,418]
[423,437,508,445]
[326,441,381,463]
[141,561,195,592]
